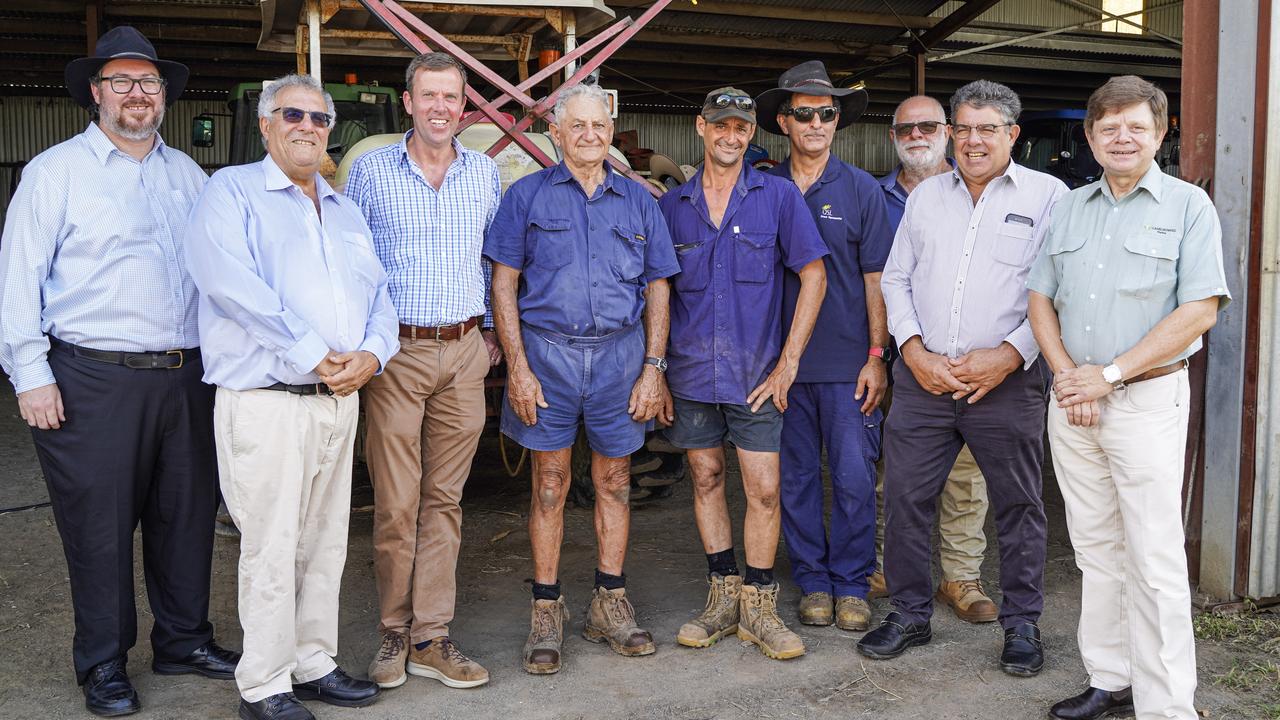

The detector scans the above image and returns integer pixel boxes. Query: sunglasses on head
[708,94,755,111]
[272,106,335,128]
[891,121,944,138]
[783,105,840,123]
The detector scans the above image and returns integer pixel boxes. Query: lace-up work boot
[523,597,569,675]
[408,636,489,688]
[835,595,872,631]
[583,587,656,656]
[867,570,888,600]
[737,583,805,660]
[367,631,408,689]
[677,574,742,648]
[798,591,834,626]
[936,579,999,623]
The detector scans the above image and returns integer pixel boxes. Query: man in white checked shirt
[345,52,501,691]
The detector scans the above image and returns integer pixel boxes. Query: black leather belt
[51,337,196,369]
[260,382,333,396]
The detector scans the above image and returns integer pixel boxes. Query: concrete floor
[0,388,1268,719]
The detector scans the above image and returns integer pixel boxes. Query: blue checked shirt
[345,133,501,327]
[0,123,208,394]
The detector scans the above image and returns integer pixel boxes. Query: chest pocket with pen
[612,225,646,281]
[992,219,1036,267]
[1119,231,1179,300]
[529,217,572,270]
[734,230,776,284]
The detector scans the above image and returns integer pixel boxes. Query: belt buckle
[432,325,444,341]
[320,383,334,396]
[166,349,184,369]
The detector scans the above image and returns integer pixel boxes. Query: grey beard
[899,146,944,174]
[100,105,165,142]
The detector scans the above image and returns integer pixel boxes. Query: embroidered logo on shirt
[1145,224,1179,235]
[819,203,843,221]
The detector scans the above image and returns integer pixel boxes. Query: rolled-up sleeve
[0,164,61,394]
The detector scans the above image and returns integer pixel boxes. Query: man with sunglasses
[859,80,1066,676]
[752,61,891,634]
[869,95,999,626]
[0,27,240,717]
[186,73,399,720]
[660,87,828,661]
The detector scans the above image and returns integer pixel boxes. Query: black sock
[595,570,625,590]
[745,565,774,587]
[532,580,561,601]
[706,549,739,578]
[413,639,432,651]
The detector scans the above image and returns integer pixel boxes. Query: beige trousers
[215,387,359,703]
[363,329,488,643]
[1048,370,1196,720]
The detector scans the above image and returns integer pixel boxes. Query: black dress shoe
[153,640,241,680]
[1000,621,1044,676]
[856,611,932,659]
[292,667,380,708]
[238,693,315,720]
[1049,686,1135,719]
[82,658,141,717]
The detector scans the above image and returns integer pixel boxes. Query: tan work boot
[936,579,999,623]
[798,591,834,626]
[367,631,408,689]
[737,583,806,660]
[583,586,656,656]
[834,595,872,631]
[523,597,569,674]
[407,636,489,688]
[677,574,742,648]
[867,570,888,600]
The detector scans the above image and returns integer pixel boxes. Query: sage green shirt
[1026,162,1230,366]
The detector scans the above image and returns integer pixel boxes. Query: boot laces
[532,602,562,643]
[437,637,470,664]
[377,632,406,662]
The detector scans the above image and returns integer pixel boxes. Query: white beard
[897,140,946,174]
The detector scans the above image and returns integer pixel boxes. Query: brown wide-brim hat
[755,60,868,135]
[65,26,189,108]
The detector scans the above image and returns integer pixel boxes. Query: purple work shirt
[659,163,828,404]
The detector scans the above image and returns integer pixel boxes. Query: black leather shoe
[238,693,315,720]
[82,658,141,717]
[1000,621,1044,676]
[292,667,380,708]
[1049,686,1135,719]
[153,641,241,680]
[856,611,932,659]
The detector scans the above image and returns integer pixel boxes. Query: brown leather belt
[1127,359,1189,385]
[399,316,482,342]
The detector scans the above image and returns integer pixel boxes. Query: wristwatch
[868,346,891,361]
[1102,363,1125,390]
[644,356,668,373]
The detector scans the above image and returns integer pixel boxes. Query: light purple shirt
[882,161,1067,368]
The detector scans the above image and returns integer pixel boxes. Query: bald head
[893,95,945,125]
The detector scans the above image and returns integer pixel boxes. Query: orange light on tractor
[345,72,358,85]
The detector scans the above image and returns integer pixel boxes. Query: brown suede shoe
[407,636,488,688]
[936,579,999,623]
[523,597,569,674]
[867,570,888,600]
[677,574,741,648]
[834,595,872,631]
[584,586,656,656]
[798,591,834,626]
[367,631,408,689]
[737,583,805,660]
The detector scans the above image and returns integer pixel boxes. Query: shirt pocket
[734,231,776,284]
[1119,232,1179,300]
[530,217,573,271]
[612,224,646,281]
[672,241,711,292]
[992,221,1036,266]
[342,231,383,290]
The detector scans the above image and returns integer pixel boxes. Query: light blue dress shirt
[184,154,400,391]
[0,123,208,394]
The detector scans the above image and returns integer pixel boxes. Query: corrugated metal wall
[933,0,1182,39]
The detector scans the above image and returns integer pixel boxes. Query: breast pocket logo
[820,204,843,221]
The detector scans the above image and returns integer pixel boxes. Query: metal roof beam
[608,0,937,30]
[934,51,1180,78]
[913,0,1004,51]
[632,30,895,57]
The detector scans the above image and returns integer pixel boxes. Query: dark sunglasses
[272,106,335,128]
[708,94,755,111]
[783,105,840,123]
[891,121,945,138]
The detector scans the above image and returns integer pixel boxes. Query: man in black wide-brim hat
[0,26,239,717]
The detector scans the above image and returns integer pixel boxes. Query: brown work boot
[367,630,408,689]
[835,595,872,631]
[523,597,569,674]
[737,583,806,660]
[936,579,999,623]
[677,574,742,648]
[583,587,656,656]
[798,591,834,626]
[407,636,489,688]
[867,570,888,600]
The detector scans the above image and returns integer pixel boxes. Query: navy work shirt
[483,161,679,337]
[659,163,828,405]
[771,156,893,382]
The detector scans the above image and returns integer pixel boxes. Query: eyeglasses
[782,105,840,123]
[272,106,335,128]
[952,123,1012,140]
[891,121,944,138]
[99,75,166,95]
[707,94,755,112]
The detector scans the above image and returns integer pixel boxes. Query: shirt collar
[84,122,165,166]
[1087,161,1165,205]
[950,158,1021,188]
[549,160,625,196]
[398,131,470,168]
[680,161,765,202]
[776,155,844,189]
[262,152,336,201]
[881,157,956,193]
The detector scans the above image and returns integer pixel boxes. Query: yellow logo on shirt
[820,204,843,221]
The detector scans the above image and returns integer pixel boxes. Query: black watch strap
[644,356,668,373]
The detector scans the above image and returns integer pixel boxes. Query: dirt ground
[1,388,1277,720]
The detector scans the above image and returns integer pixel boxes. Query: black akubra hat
[65,26,189,108]
[755,60,868,136]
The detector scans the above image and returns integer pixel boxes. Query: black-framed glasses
[783,105,840,123]
[272,106,335,128]
[952,123,1011,139]
[99,75,166,95]
[892,121,944,138]
[707,94,755,112]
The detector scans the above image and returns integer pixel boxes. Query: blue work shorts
[500,323,647,458]
[665,395,783,453]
